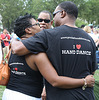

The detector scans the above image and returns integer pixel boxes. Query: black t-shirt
[7,53,43,98]
[22,25,97,100]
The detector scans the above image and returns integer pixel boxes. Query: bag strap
[5,48,11,60]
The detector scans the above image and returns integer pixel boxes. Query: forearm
[52,76,84,89]
[11,40,30,55]
[35,53,95,89]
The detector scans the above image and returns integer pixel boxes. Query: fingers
[42,95,46,100]
[85,75,95,87]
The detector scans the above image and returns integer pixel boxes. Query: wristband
[82,78,87,90]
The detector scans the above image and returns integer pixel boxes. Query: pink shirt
[0,34,10,46]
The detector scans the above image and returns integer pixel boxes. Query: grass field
[0,86,5,100]
[0,70,99,100]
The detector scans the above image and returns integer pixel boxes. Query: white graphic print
[61,37,91,56]
[61,37,91,42]
[10,62,26,75]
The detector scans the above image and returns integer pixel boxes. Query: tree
[78,0,99,25]
[0,0,99,31]
[0,0,27,32]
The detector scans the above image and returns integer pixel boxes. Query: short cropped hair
[39,10,53,20]
[59,1,78,18]
[14,13,34,38]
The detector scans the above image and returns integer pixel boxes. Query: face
[3,29,8,34]
[53,6,62,27]
[37,12,53,30]
[25,18,41,37]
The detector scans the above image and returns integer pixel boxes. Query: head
[89,24,93,29]
[83,26,91,33]
[37,10,53,30]
[81,25,85,29]
[53,1,78,27]
[3,29,8,35]
[14,13,40,38]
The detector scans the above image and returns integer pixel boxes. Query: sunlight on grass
[0,86,5,100]
[94,69,99,80]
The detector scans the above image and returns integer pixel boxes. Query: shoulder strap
[5,48,11,59]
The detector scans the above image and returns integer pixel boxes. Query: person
[0,29,10,56]
[37,10,53,99]
[11,1,97,100]
[0,40,4,63]
[0,35,4,63]
[81,24,85,30]
[89,24,94,34]
[83,25,91,33]
[37,10,53,30]
[83,25,99,49]
[3,13,95,100]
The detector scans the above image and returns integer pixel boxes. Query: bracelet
[82,78,87,90]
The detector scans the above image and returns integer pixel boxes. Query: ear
[61,10,66,18]
[50,20,53,25]
[25,28,31,34]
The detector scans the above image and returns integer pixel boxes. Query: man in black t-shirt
[11,1,97,100]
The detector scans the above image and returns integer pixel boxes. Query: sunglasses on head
[37,18,51,23]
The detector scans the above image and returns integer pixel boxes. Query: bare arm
[11,39,30,55]
[34,53,95,89]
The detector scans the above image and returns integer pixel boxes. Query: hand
[85,75,95,87]
[41,86,46,100]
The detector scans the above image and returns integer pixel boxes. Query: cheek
[36,26,41,33]
[54,18,60,27]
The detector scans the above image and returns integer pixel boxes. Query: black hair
[59,1,78,18]
[39,10,53,20]
[14,13,34,38]
[81,25,85,28]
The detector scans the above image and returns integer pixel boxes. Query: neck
[64,23,77,28]
[20,34,32,40]
[61,17,77,28]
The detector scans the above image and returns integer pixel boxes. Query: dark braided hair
[14,13,35,38]
[59,1,78,18]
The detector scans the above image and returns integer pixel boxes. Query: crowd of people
[81,24,99,49]
[0,1,99,100]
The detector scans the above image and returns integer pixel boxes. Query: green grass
[0,86,5,100]
[0,69,99,100]
[94,69,99,80]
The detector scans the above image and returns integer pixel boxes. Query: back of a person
[44,25,96,100]
[6,53,43,98]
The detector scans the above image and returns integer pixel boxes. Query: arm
[11,39,30,55]
[11,31,47,56]
[34,53,95,89]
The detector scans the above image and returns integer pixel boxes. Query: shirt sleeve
[22,30,48,54]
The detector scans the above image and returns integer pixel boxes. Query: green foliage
[76,18,87,28]
[0,0,26,32]
[0,0,99,32]
[78,0,99,25]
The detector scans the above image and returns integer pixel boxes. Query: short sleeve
[22,30,48,54]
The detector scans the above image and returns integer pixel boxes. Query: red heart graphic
[15,68,18,71]
[76,44,81,49]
